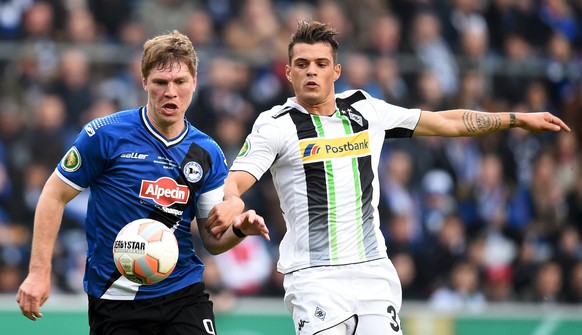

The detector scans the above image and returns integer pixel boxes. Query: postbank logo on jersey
[299,132,371,163]
[140,177,189,206]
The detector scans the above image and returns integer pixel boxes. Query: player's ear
[142,76,147,91]
[333,63,341,81]
[285,65,292,82]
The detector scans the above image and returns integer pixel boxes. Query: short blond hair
[141,30,197,79]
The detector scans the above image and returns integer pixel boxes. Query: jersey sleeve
[230,112,279,181]
[56,122,110,190]
[364,90,421,135]
[194,138,228,219]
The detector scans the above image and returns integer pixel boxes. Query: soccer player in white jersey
[206,21,570,335]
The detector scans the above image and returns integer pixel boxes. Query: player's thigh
[163,299,216,335]
[315,322,348,335]
[162,284,217,335]
[355,314,403,335]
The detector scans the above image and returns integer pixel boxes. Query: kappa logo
[140,177,190,206]
[298,319,309,333]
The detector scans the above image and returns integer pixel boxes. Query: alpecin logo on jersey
[140,177,189,206]
[299,132,371,163]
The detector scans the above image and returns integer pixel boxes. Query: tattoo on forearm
[462,111,501,133]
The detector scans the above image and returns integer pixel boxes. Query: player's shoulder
[335,89,374,105]
[82,107,141,138]
[261,103,294,120]
[187,123,222,150]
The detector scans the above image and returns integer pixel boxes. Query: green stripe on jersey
[312,115,339,262]
[337,112,365,261]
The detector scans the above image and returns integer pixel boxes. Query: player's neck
[297,99,335,117]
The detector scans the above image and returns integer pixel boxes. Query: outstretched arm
[413,110,570,137]
[17,172,80,321]
[198,209,269,255]
[205,171,258,239]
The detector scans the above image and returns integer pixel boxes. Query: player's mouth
[162,103,179,113]
[305,80,318,89]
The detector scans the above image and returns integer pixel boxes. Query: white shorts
[283,258,403,335]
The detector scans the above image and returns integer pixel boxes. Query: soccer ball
[113,218,179,285]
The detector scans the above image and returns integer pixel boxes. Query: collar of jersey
[286,98,339,116]
[141,106,189,147]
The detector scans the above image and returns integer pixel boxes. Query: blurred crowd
[0,0,581,312]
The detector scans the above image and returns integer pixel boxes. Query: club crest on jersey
[61,147,81,172]
[237,139,250,158]
[183,161,203,183]
[140,177,190,206]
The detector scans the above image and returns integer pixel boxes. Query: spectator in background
[212,235,274,296]
[187,55,255,140]
[483,264,516,302]
[408,9,459,98]
[46,49,95,129]
[63,8,100,44]
[0,0,33,40]
[521,260,564,303]
[538,0,579,45]
[545,32,579,108]
[553,131,580,195]
[429,261,486,312]
[442,0,488,53]
[335,51,383,98]
[565,168,582,237]
[97,52,147,111]
[375,56,410,107]
[564,260,582,303]
[136,0,199,38]
[420,214,468,290]
[528,151,568,241]
[223,0,285,60]
[365,13,402,58]
[492,33,536,106]
[87,0,132,42]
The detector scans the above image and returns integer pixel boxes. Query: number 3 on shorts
[387,305,400,332]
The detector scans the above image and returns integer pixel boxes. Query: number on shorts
[387,305,400,332]
[203,319,216,335]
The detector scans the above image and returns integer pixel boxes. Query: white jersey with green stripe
[231,89,422,274]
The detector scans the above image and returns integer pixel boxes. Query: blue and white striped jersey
[56,107,228,300]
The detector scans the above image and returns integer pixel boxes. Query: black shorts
[88,283,217,335]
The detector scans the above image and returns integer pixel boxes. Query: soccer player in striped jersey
[16,30,269,334]
[208,21,570,335]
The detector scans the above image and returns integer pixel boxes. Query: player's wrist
[232,224,247,238]
[509,112,517,128]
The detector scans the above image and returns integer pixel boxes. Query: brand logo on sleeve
[61,147,82,172]
[140,177,190,206]
[299,132,371,163]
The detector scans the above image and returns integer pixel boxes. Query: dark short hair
[288,20,339,64]
[141,30,197,79]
